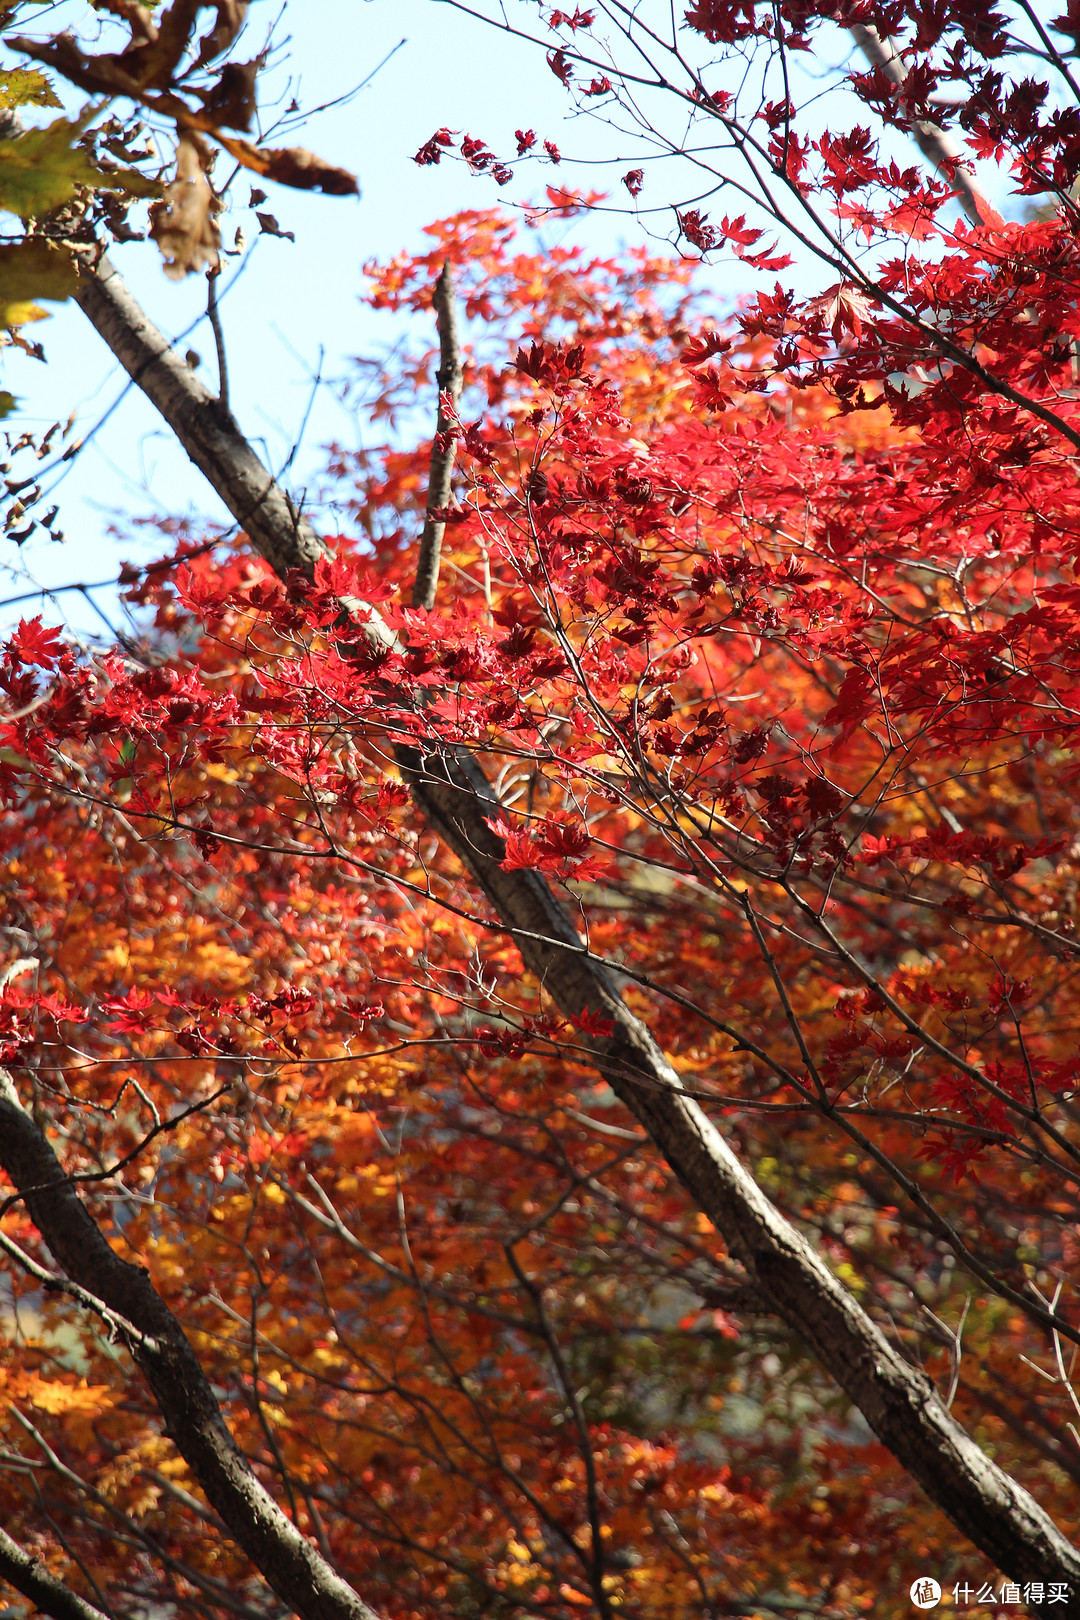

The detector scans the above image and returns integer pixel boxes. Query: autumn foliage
[0,195,1072,1614]
[4,1,1080,1617]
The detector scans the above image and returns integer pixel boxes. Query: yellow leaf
[0,300,45,324]
[0,67,61,109]
[28,1376,116,1416]
[0,115,103,218]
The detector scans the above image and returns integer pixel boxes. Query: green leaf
[0,114,146,221]
[0,238,79,326]
[98,162,162,199]
[0,391,16,419]
[0,67,61,109]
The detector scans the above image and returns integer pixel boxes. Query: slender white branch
[851,24,1000,228]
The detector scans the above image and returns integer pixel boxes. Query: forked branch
[70,249,1080,1615]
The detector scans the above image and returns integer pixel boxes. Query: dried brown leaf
[261,146,358,196]
[8,33,145,99]
[148,132,220,279]
[91,0,159,45]
[197,1,250,66]
[200,57,258,131]
[255,211,294,243]
[136,0,204,89]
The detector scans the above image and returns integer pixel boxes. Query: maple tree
[3,3,1080,1620]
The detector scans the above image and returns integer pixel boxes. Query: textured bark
[73,258,325,581]
[0,1524,114,1620]
[0,1072,379,1620]
[73,254,1080,1614]
[413,260,465,611]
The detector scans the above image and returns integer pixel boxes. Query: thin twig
[207,265,230,417]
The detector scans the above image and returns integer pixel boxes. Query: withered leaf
[256,211,294,243]
[133,0,205,90]
[262,146,358,196]
[12,1,237,97]
[197,0,250,65]
[91,1,159,46]
[97,191,145,244]
[148,132,220,279]
[200,57,258,130]
[7,33,145,99]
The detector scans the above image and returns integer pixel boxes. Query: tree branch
[0,1524,115,1620]
[207,264,230,418]
[72,251,1080,1614]
[413,260,464,611]
[850,25,1001,229]
[0,1069,379,1620]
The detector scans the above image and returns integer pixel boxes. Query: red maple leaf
[10,616,63,670]
[804,281,877,340]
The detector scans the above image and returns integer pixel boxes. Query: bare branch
[0,1068,379,1620]
[207,265,230,418]
[413,261,465,611]
[0,1524,115,1620]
